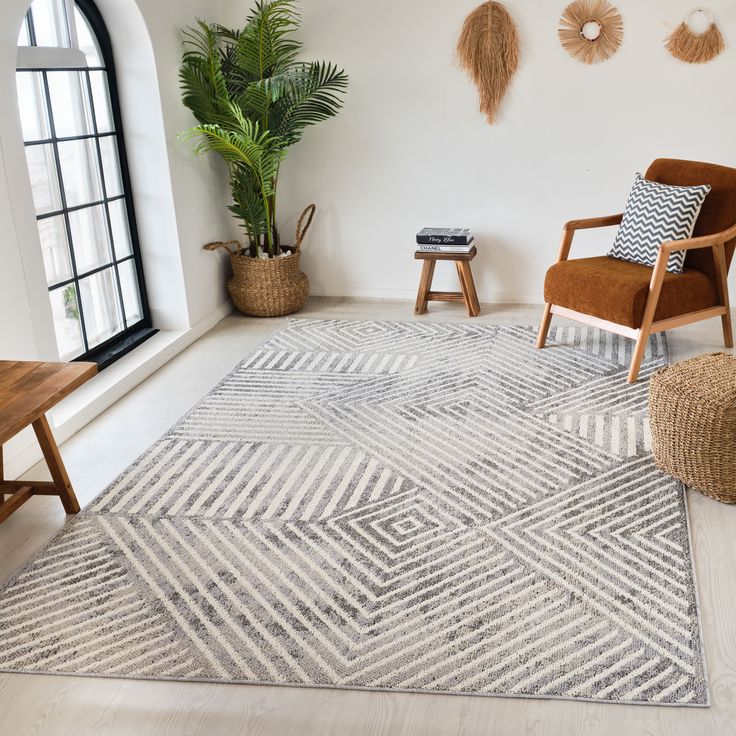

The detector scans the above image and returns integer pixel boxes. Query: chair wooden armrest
[556,214,624,263]
[660,221,736,254]
[563,213,624,232]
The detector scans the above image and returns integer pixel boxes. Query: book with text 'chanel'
[416,228,473,245]
[417,239,474,253]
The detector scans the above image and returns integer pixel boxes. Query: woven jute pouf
[649,352,736,503]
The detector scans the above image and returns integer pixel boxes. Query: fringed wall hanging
[559,0,623,64]
[666,8,725,64]
[457,1,520,125]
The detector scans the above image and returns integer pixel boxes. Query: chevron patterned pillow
[609,173,711,274]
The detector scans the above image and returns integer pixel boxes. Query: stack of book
[416,228,475,254]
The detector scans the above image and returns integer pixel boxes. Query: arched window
[16,0,154,367]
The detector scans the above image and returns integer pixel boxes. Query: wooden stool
[0,360,97,523]
[414,246,480,317]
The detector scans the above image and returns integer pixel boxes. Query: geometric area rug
[0,321,708,706]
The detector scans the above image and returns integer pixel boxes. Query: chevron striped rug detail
[0,321,708,706]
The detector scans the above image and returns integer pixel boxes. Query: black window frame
[18,0,156,370]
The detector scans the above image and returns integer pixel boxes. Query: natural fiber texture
[0,322,709,705]
[650,352,736,503]
[204,204,315,317]
[228,249,309,317]
[666,17,725,64]
[457,1,520,124]
[559,0,623,65]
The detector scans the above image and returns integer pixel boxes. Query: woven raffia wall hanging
[666,8,725,64]
[457,1,520,125]
[559,0,623,64]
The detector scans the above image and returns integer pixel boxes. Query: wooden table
[0,360,97,523]
[414,246,481,317]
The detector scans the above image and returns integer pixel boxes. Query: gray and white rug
[0,321,708,705]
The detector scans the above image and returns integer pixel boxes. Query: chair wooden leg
[32,414,80,514]
[414,260,436,315]
[713,243,733,348]
[536,303,553,349]
[627,328,649,383]
[628,247,668,384]
[723,312,734,349]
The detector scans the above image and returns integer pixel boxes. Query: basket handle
[295,204,316,251]
[204,240,240,254]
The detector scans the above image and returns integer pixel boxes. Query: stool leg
[457,262,480,317]
[32,415,80,514]
[415,260,436,315]
[455,263,471,315]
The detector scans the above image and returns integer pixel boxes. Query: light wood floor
[1,298,735,736]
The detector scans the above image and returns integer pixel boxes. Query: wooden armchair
[536,159,736,383]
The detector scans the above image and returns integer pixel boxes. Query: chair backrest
[645,158,736,281]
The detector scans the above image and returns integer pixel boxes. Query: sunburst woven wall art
[666,8,725,64]
[457,1,520,125]
[558,0,623,65]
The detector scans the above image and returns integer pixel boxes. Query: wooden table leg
[457,262,480,317]
[32,414,80,514]
[415,260,436,315]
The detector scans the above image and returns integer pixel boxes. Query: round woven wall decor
[559,0,623,65]
[665,8,724,64]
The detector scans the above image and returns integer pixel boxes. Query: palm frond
[229,169,269,247]
[179,21,231,125]
[181,110,282,185]
[236,0,302,79]
[234,82,272,120]
[271,61,349,145]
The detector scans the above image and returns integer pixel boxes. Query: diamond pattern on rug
[0,321,707,705]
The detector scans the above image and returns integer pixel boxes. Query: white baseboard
[4,301,233,481]
[308,285,540,304]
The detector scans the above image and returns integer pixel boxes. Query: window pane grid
[35,193,125,220]
[18,0,151,365]
[25,9,38,46]
[18,65,107,72]
[40,68,91,354]
[24,130,117,146]
[48,253,136,291]
[83,67,128,331]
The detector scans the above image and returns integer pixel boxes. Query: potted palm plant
[179,0,348,316]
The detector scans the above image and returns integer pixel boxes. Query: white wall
[223,0,736,302]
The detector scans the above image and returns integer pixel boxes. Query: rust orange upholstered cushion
[544,256,719,329]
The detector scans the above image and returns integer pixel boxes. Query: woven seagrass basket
[205,205,314,318]
[649,352,736,503]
